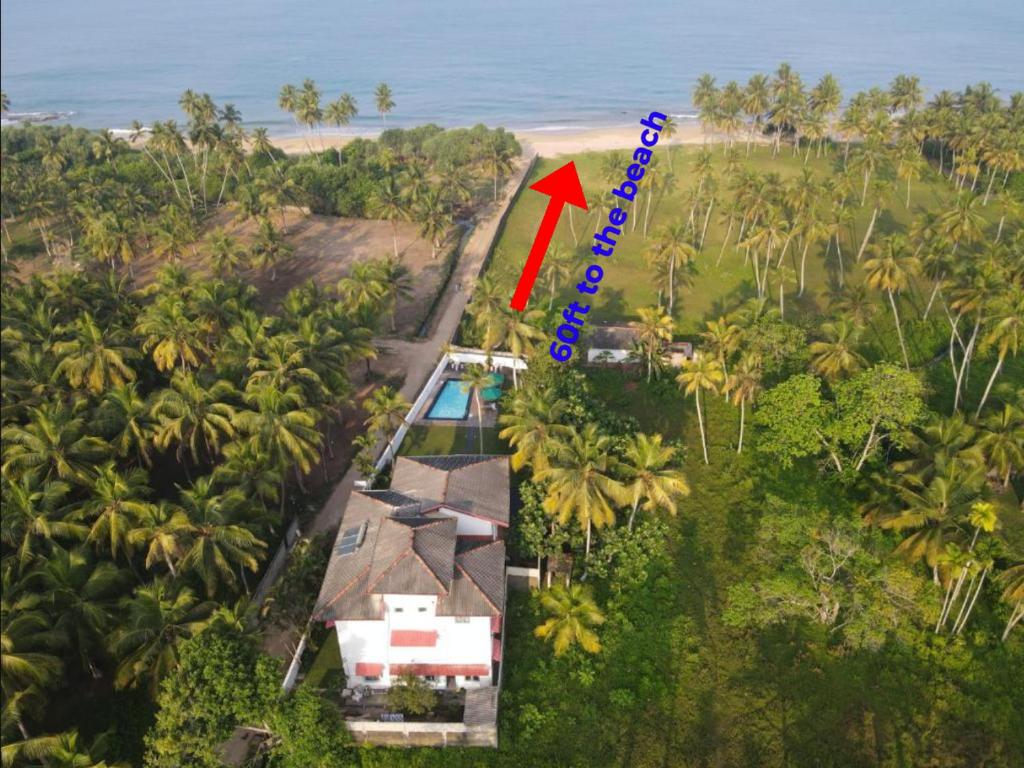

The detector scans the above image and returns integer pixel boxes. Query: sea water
[2,0,1022,134]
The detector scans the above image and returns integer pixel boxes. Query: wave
[0,110,75,126]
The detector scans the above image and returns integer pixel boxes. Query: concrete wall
[336,595,493,689]
[506,565,541,590]
[347,721,497,748]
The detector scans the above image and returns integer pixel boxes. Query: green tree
[534,583,605,656]
[676,356,725,464]
[618,433,690,530]
[386,673,435,716]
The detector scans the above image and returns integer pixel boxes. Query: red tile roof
[492,637,502,662]
[355,662,383,676]
[390,629,438,647]
[390,664,490,677]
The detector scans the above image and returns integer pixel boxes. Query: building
[586,323,694,366]
[313,455,509,691]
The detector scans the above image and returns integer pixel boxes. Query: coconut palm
[977,404,1024,489]
[1,404,110,485]
[676,356,725,464]
[51,313,136,395]
[618,433,690,530]
[370,177,409,257]
[95,383,157,467]
[135,296,209,372]
[151,372,239,465]
[479,307,544,389]
[498,392,571,476]
[534,583,605,656]
[377,255,415,332]
[631,306,675,381]
[542,245,575,310]
[975,291,1023,416]
[175,477,265,597]
[374,82,395,121]
[207,229,245,277]
[725,353,763,453]
[79,462,154,563]
[537,424,628,554]
[460,364,493,454]
[363,385,411,464]
[107,580,213,693]
[863,234,920,369]
[0,475,83,575]
[129,501,191,578]
[997,563,1024,641]
[809,319,866,380]
[653,222,698,315]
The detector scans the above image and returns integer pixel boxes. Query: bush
[386,674,436,716]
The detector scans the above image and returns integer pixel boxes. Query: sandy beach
[268,121,744,159]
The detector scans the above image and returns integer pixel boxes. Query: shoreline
[269,120,738,158]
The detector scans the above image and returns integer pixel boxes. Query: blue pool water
[426,380,471,420]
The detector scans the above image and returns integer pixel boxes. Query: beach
[268,121,734,158]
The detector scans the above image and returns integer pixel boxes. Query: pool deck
[417,374,501,428]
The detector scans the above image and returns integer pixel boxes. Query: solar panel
[336,521,367,556]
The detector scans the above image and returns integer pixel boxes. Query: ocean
[2,0,1022,135]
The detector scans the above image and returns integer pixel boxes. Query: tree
[262,685,355,767]
[534,583,605,656]
[52,313,137,395]
[498,392,571,476]
[1,474,83,575]
[618,433,689,530]
[206,229,245,277]
[151,372,239,466]
[107,580,214,694]
[863,234,919,369]
[975,291,1022,416]
[460,364,493,454]
[478,307,543,389]
[386,673,435,716]
[537,424,628,554]
[809,319,865,381]
[997,563,1024,641]
[725,353,763,453]
[374,82,395,122]
[977,404,1024,489]
[754,374,841,471]
[79,462,154,562]
[363,385,410,464]
[676,356,724,464]
[631,306,674,382]
[2,404,110,485]
[369,177,408,257]
[144,631,277,768]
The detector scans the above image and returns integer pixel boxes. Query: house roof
[314,456,510,621]
[391,455,510,526]
[464,687,500,726]
[589,324,640,350]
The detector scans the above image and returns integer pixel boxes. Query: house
[586,323,695,366]
[313,455,509,691]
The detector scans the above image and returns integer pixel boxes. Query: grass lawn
[398,424,511,456]
[488,145,972,333]
[304,630,342,689]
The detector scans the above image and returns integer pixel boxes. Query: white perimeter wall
[436,506,497,538]
[336,593,493,689]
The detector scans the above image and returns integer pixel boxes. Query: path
[308,151,536,538]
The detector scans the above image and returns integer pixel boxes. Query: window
[363,675,380,682]
[455,616,470,624]
[393,607,404,613]
[418,607,428,613]
[468,675,481,682]
[424,675,437,682]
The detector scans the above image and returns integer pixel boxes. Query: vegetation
[386,674,436,716]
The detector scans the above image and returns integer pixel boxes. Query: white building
[586,324,694,366]
[314,455,508,691]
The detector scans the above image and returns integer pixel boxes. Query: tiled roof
[437,541,505,618]
[390,663,490,677]
[392,455,510,526]
[589,324,639,350]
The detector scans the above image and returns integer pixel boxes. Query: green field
[398,424,511,456]
[490,145,961,333]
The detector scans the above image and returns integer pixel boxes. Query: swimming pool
[425,379,472,420]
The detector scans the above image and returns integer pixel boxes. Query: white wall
[336,593,493,689]
[436,506,496,539]
[587,348,635,363]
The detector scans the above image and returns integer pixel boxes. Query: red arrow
[509,161,588,311]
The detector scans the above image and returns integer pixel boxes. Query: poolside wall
[372,348,528,477]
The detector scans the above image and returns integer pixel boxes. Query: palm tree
[997,563,1024,641]
[977,404,1023,489]
[363,386,410,464]
[863,234,919,369]
[31,546,125,676]
[653,222,697,315]
[460,364,493,454]
[151,372,239,465]
[377,255,414,332]
[497,393,571,476]
[79,462,154,563]
[251,217,293,281]
[207,229,245,277]
[176,477,265,598]
[725,353,762,453]
[238,384,322,503]
[415,187,453,259]
[1,404,110,485]
[213,439,283,513]
[107,580,213,693]
[809,319,866,380]
[700,317,742,378]
[129,501,191,578]
[479,308,543,389]
[374,82,395,121]
[370,177,409,257]
[676,356,725,464]
[542,245,574,310]
[1,572,66,705]
[1,474,84,575]
[96,383,157,467]
[536,424,628,554]
[135,296,208,372]
[975,292,1022,416]
[52,313,136,395]
[631,306,675,381]
[618,433,690,529]
[534,583,605,656]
